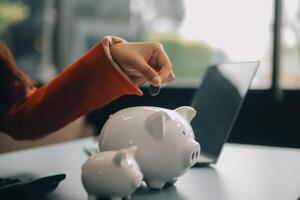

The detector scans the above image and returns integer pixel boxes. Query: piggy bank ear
[145,111,170,139]
[125,146,138,157]
[175,106,196,123]
[114,151,126,167]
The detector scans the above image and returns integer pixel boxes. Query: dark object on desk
[0,174,66,199]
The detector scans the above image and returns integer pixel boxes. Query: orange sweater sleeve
[2,38,142,140]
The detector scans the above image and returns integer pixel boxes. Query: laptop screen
[191,62,258,161]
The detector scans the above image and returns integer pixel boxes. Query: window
[0,0,281,90]
[71,0,273,88]
[0,0,57,82]
[177,0,273,89]
[280,0,300,89]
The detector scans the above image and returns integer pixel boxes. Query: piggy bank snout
[183,140,200,168]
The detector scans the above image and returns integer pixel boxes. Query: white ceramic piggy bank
[81,146,143,200]
[99,106,200,189]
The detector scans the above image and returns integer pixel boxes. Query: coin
[148,85,160,96]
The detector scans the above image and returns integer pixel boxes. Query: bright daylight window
[1,0,273,89]
[280,0,300,89]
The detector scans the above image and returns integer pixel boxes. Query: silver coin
[148,85,160,96]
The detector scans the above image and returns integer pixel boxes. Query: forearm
[2,37,142,140]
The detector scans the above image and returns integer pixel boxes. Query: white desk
[0,137,299,200]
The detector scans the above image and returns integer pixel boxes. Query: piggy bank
[99,106,200,189]
[81,146,143,200]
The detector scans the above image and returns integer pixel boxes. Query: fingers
[154,45,175,83]
[158,67,175,83]
[133,57,161,87]
[110,41,175,87]
[165,71,176,82]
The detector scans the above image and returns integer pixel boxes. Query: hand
[110,42,175,87]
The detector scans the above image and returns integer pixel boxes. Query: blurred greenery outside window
[0,1,29,34]
[0,0,48,82]
[0,0,279,89]
[146,34,213,86]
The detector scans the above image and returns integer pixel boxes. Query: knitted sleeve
[1,36,142,140]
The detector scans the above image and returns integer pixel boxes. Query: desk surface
[0,137,300,200]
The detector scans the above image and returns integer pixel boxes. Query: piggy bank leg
[146,180,166,190]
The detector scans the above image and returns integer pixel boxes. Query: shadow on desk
[175,166,229,200]
[94,184,186,200]
[93,167,225,200]
[133,184,186,200]
[134,167,226,200]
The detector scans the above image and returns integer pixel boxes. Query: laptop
[191,61,259,167]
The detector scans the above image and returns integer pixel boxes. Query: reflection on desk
[0,137,300,200]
